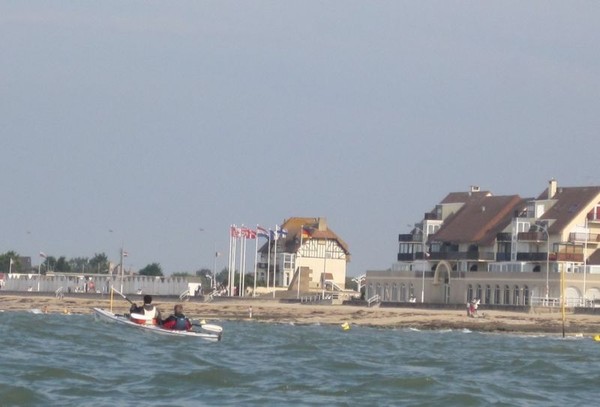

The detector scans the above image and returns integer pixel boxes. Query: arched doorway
[565,286,581,307]
[433,260,452,303]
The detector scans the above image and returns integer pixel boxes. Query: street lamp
[534,223,550,301]
[205,273,214,290]
[409,224,428,303]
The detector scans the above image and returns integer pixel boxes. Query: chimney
[317,217,327,231]
[470,185,480,193]
[548,179,557,199]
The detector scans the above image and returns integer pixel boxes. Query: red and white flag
[230,226,241,238]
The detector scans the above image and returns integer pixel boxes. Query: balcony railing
[398,234,420,242]
[517,232,547,241]
[516,252,548,261]
[556,252,584,262]
[428,251,495,261]
[496,232,512,242]
[568,232,600,243]
[496,253,512,261]
[397,252,429,261]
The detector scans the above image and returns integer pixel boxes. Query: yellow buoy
[341,322,350,331]
[593,334,600,342]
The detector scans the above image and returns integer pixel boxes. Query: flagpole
[119,247,124,293]
[213,244,219,290]
[253,226,259,297]
[231,227,237,296]
[228,225,233,296]
[239,233,245,297]
[273,225,278,298]
[297,226,303,299]
[38,252,46,291]
[583,217,588,306]
[9,258,12,274]
[266,231,271,291]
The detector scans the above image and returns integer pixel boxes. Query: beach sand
[1,294,599,335]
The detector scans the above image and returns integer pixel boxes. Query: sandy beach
[2,293,600,336]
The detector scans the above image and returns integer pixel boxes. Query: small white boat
[93,308,222,342]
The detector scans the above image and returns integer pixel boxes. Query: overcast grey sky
[1,1,599,276]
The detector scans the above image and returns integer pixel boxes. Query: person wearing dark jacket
[161,304,192,331]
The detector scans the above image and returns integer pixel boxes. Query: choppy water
[0,311,599,406]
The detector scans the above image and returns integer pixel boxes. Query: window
[504,285,510,304]
[494,285,501,304]
[467,284,473,302]
[514,285,520,305]
[392,284,398,301]
[485,285,491,304]
[523,286,529,305]
[476,285,482,301]
[400,284,406,302]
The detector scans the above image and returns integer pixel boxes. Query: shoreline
[1,294,600,336]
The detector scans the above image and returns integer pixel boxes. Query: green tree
[172,271,192,277]
[68,257,89,273]
[139,262,163,276]
[89,253,109,274]
[195,268,212,277]
[54,256,71,273]
[42,256,56,274]
[0,251,20,273]
[216,267,230,286]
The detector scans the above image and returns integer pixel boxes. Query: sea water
[0,311,598,406]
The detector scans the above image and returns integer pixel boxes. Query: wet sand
[2,294,600,335]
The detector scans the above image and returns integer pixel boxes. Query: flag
[9,258,14,265]
[276,225,288,238]
[122,251,129,257]
[39,252,47,258]
[240,227,256,239]
[230,226,241,238]
[215,251,221,257]
[301,226,313,239]
[256,226,269,239]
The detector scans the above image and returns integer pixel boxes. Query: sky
[1,1,600,277]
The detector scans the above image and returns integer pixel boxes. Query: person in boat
[161,304,192,331]
[130,294,162,325]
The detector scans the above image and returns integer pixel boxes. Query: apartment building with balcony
[366,180,600,307]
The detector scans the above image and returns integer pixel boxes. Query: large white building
[367,180,600,306]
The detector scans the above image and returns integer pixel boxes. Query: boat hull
[93,308,221,342]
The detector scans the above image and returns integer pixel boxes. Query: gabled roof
[538,186,600,234]
[440,190,492,204]
[431,195,526,246]
[258,217,351,258]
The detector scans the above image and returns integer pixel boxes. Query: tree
[195,268,212,277]
[0,251,20,273]
[216,267,230,287]
[42,256,56,274]
[68,257,89,273]
[54,256,71,273]
[172,272,192,277]
[89,253,109,274]
[139,263,163,276]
